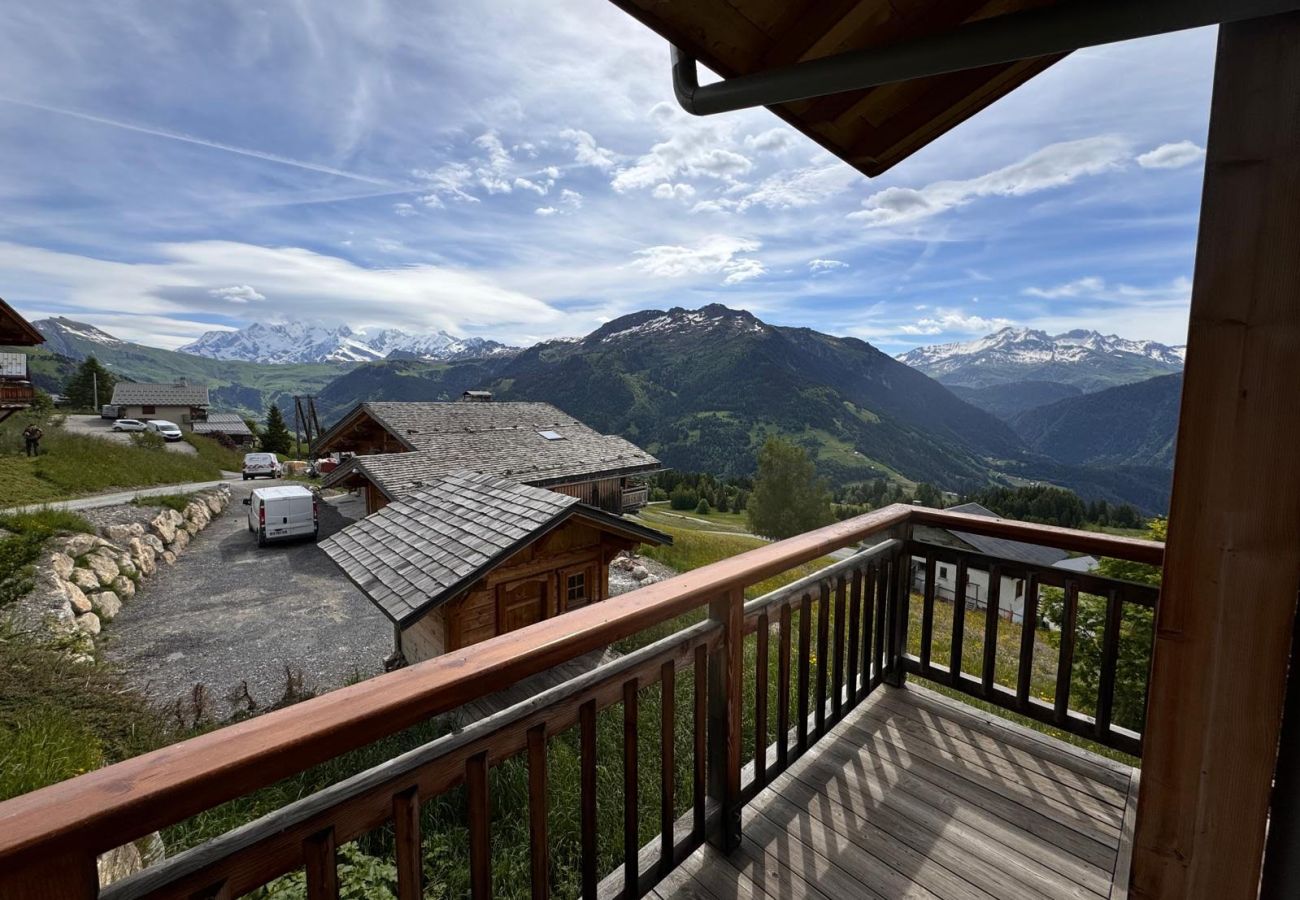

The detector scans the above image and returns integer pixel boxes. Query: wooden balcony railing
[620,485,650,511]
[0,505,1163,899]
[0,350,28,378]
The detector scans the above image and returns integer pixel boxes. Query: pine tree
[260,403,293,455]
[746,437,833,540]
[64,356,118,410]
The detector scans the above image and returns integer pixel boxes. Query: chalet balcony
[621,484,650,512]
[0,505,1160,899]
[0,351,36,408]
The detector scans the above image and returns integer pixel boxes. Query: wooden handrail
[0,503,1163,880]
[0,504,911,866]
[910,506,1164,566]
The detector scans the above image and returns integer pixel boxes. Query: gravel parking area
[62,414,197,454]
[103,481,390,719]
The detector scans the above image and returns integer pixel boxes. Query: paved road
[2,478,237,514]
[103,479,390,717]
[62,414,198,454]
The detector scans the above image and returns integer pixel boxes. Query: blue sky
[0,1,1214,352]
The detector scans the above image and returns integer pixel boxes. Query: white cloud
[513,175,552,195]
[392,202,417,217]
[737,163,857,211]
[1023,276,1106,298]
[612,105,753,192]
[559,128,617,170]
[743,128,796,154]
[1137,140,1205,170]
[208,284,265,304]
[808,258,848,274]
[631,234,765,285]
[0,240,561,346]
[900,310,1014,336]
[690,199,735,215]
[472,131,514,194]
[535,188,582,217]
[412,162,479,207]
[651,183,696,201]
[850,136,1131,226]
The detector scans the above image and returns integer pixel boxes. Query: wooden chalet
[316,401,660,515]
[109,382,210,426]
[321,470,670,664]
[0,296,44,423]
[4,3,1300,899]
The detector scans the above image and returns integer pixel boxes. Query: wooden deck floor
[658,684,1139,900]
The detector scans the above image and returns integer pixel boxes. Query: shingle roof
[110,382,210,406]
[191,412,253,437]
[318,401,660,496]
[320,470,670,626]
[917,502,1070,568]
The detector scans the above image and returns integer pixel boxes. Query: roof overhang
[611,0,1298,176]
[0,297,45,347]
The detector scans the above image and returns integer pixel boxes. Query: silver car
[112,418,146,432]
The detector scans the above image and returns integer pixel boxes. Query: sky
[0,1,1215,353]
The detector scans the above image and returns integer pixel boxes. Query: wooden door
[498,577,546,634]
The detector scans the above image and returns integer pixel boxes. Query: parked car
[242,452,282,480]
[100,404,120,420]
[243,485,317,546]
[112,418,147,432]
[145,420,183,442]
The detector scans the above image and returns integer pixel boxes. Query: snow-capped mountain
[897,327,1185,392]
[178,322,518,364]
[32,317,128,357]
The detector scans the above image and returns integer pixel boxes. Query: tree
[64,356,118,410]
[695,497,711,515]
[746,436,833,540]
[669,485,698,511]
[260,403,293,455]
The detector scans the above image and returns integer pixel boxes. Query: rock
[142,534,166,555]
[128,537,156,576]
[71,567,101,592]
[631,565,650,582]
[162,550,177,565]
[76,612,101,636]
[49,552,75,580]
[111,575,136,599]
[85,553,120,587]
[65,581,93,615]
[205,494,223,514]
[151,516,177,544]
[59,533,100,559]
[182,520,200,536]
[186,502,210,525]
[611,556,633,571]
[642,575,660,585]
[92,590,122,621]
[103,524,136,544]
[71,652,95,665]
[171,529,190,552]
[116,553,138,576]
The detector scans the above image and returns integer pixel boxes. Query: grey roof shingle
[111,382,210,407]
[191,412,253,437]
[320,470,671,626]
[917,502,1070,568]
[319,401,659,497]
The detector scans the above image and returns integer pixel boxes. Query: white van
[146,420,184,442]
[243,485,318,546]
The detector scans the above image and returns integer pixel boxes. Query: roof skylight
[537,430,565,441]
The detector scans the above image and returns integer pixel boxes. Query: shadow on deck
[658,684,1138,900]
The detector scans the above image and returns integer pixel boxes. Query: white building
[911,502,1099,624]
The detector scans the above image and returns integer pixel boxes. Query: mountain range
[898,327,1185,416]
[178,321,517,364]
[9,308,1182,511]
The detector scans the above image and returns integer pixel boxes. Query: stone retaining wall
[6,486,232,659]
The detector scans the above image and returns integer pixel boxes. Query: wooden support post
[707,587,742,852]
[1131,13,1300,897]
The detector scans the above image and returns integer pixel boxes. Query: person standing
[22,422,43,457]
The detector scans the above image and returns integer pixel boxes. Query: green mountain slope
[948,380,1083,420]
[1011,373,1182,468]
[318,305,1024,491]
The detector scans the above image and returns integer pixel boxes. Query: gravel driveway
[103,480,390,719]
[62,414,198,454]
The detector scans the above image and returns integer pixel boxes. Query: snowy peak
[32,317,127,357]
[591,304,769,344]
[897,327,1185,392]
[178,321,519,364]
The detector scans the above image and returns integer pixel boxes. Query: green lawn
[0,416,236,507]
[636,504,752,534]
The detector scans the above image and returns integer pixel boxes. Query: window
[566,571,587,604]
[938,565,949,580]
[142,405,156,415]
[1015,580,1025,599]
[537,430,565,441]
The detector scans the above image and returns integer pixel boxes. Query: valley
[10,306,1185,513]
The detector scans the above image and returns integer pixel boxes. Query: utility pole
[92,371,98,411]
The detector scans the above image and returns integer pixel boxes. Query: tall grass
[0,420,230,507]
[0,508,96,608]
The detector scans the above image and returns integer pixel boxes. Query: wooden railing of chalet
[0,505,1163,899]
[620,485,650,512]
[0,350,28,379]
